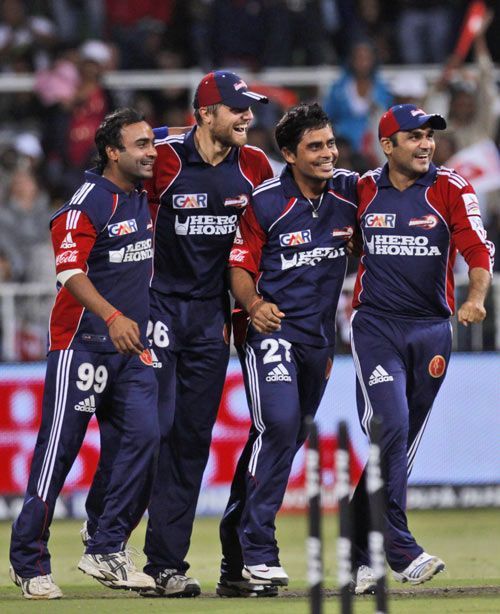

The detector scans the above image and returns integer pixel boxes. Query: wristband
[105,310,122,327]
[247,296,263,315]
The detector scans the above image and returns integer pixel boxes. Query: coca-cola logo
[56,250,78,265]
[229,248,248,263]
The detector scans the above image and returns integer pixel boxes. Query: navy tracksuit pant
[349,309,452,572]
[143,291,231,575]
[220,335,334,577]
[10,349,159,578]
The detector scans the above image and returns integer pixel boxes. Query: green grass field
[1,509,499,612]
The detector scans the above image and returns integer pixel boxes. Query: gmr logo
[365,214,396,228]
[279,229,312,247]
[172,194,208,209]
[108,219,138,236]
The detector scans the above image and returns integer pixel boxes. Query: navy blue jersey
[49,170,153,352]
[145,127,273,299]
[229,166,358,346]
[353,164,493,319]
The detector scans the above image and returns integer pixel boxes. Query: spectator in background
[0,168,50,281]
[390,72,428,107]
[0,249,15,281]
[443,19,499,153]
[324,40,392,156]
[104,0,176,69]
[36,40,112,197]
[206,0,327,70]
[66,41,112,173]
[0,0,57,72]
[395,0,459,64]
[352,0,396,64]
[48,0,104,44]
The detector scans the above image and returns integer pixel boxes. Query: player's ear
[281,147,296,165]
[105,144,120,162]
[198,106,213,125]
[380,137,393,156]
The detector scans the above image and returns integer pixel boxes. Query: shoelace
[122,546,142,571]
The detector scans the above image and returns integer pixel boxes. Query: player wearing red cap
[349,104,493,594]
[136,71,273,598]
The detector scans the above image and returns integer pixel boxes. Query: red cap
[193,71,268,109]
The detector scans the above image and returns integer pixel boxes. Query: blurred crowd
[0,0,499,358]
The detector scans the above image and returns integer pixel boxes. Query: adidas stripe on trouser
[349,309,452,572]
[220,336,334,570]
[10,349,159,578]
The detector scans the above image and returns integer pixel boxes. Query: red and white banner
[1,354,498,516]
[448,139,500,194]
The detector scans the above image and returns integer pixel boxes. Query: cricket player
[218,103,359,593]
[349,104,493,594]
[138,71,273,597]
[9,108,160,599]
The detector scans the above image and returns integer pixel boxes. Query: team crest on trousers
[428,355,446,378]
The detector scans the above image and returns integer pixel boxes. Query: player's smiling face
[384,125,436,178]
[116,121,157,181]
[283,125,338,187]
[209,104,253,147]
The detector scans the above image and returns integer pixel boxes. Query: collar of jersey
[281,164,333,199]
[377,162,437,188]
[184,127,238,164]
[85,168,141,194]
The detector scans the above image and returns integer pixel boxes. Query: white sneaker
[353,565,377,594]
[393,552,445,585]
[140,569,201,597]
[9,566,63,599]
[78,550,155,590]
[242,564,289,586]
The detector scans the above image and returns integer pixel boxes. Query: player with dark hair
[349,104,493,594]
[9,108,160,599]
[218,102,358,592]
[136,71,274,598]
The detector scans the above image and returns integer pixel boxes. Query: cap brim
[401,114,447,131]
[221,90,269,108]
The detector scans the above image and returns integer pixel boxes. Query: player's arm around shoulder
[229,197,283,334]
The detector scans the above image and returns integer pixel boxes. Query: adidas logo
[151,348,162,368]
[74,394,96,412]
[368,365,394,386]
[61,232,76,248]
[266,363,292,383]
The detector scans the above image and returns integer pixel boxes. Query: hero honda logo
[365,213,396,228]
[281,246,345,270]
[173,193,208,209]
[109,239,153,263]
[174,214,237,236]
[279,229,312,247]
[108,218,138,236]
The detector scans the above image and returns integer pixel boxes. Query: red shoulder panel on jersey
[145,141,182,204]
[356,174,378,219]
[238,145,274,190]
[51,211,97,274]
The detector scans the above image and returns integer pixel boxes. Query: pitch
[1,509,499,612]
